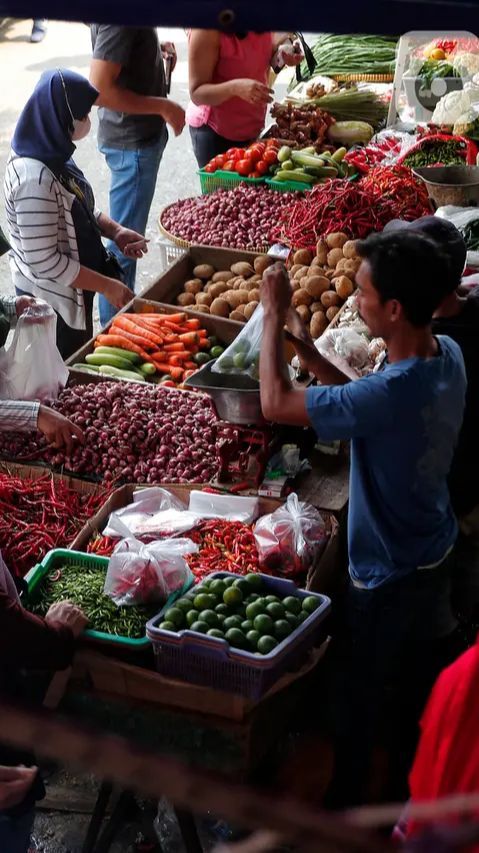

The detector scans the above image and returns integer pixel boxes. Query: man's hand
[101,279,133,310]
[15,296,40,317]
[45,601,88,637]
[261,263,292,319]
[113,226,149,260]
[233,79,274,105]
[37,406,85,454]
[161,100,185,136]
[0,765,38,810]
[161,41,177,72]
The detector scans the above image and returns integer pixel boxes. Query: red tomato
[250,171,262,178]
[255,160,269,176]
[263,149,278,165]
[236,158,254,176]
[231,148,246,161]
[266,140,281,150]
[214,154,226,168]
[161,379,176,387]
[249,142,266,157]
[204,163,216,173]
[226,148,239,158]
[246,148,262,164]
[222,161,236,171]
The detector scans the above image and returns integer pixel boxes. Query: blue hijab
[12,68,98,173]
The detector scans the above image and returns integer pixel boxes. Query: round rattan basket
[158,205,269,254]
[332,73,394,83]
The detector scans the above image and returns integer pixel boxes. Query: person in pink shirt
[187,30,302,167]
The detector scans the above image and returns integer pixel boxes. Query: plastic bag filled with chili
[253,492,327,577]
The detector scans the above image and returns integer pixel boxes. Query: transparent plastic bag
[188,490,259,523]
[253,492,327,576]
[212,305,263,380]
[103,488,198,538]
[316,328,369,370]
[0,301,67,402]
[104,517,196,606]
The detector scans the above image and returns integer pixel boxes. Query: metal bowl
[413,166,479,209]
[184,361,264,425]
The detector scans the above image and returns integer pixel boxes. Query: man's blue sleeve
[305,374,396,441]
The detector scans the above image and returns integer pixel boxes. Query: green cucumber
[277,145,292,163]
[86,352,136,370]
[332,146,347,163]
[98,365,146,382]
[139,362,157,376]
[275,170,316,184]
[93,346,141,364]
[71,363,100,374]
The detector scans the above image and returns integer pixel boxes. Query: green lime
[215,603,229,615]
[186,609,199,627]
[223,576,235,586]
[257,635,278,655]
[233,578,250,595]
[194,352,211,366]
[225,628,247,649]
[302,596,320,614]
[218,356,234,370]
[159,621,176,631]
[208,336,218,347]
[216,613,226,626]
[233,352,247,369]
[223,587,243,607]
[265,595,279,604]
[206,594,219,608]
[223,615,243,631]
[175,598,192,612]
[210,579,226,597]
[202,610,219,627]
[241,620,253,633]
[285,612,299,629]
[207,628,225,639]
[274,619,292,641]
[245,593,259,604]
[245,573,263,591]
[254,614,274,634]
[266,602,285,620]
[164,607,184,628]
[246,630,260,649]
[283,596,302,615]
[297,611,308,624]
[194,593,211,611]
[210,345,224,359]
[245,601,264,621]
[190,620,208,634]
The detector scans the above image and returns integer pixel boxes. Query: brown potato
[212,270,235,283]
[254,255,274,275]
[299,276,310,289]
[209,282,229,299]
[292,288,313,307]
[244,301,258,320]
[325,269,336,280]
[290,280,301,292]
[310,301,324,313]
[194,304,210,314]
[293,266,310,281]
[230,310,246,322]
[310,311,328,339]
[342,240,359,259]
[248,288,261,302]
[290,263,303,276]
[230,262,255,278]
[305,275,331,299]
[210,297,230,317]
[193,264,215,280]
[235,290,250,305]
[293,249,313,267]
[326,306,341,321]
[333,276,354,300]
[316,239,328,265]
[326,232,349,250]
[177,292,195,306]
[321,290,341,308]
[250,274,262,283]
[311,256,323,268]
[224,290,241,308]
[184,278,203,294]
[334,258,350,274]
[296,304,311,324]
[196,292,212,307]
[327,248,344,268]
[234,303,247,316]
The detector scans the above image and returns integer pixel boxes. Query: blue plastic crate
[146,572,330,699]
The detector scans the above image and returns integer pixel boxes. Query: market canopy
[0,0,478,32]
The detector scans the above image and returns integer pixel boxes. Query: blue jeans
[99,129,168,327]
[0,810,34,852]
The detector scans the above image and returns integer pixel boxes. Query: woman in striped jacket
[4,69,148,359]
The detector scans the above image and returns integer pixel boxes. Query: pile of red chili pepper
[344,133,404,175]
[273,166,431,248]
[0,473,109,577]
[88,534,117,557]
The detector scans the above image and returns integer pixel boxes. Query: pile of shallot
[0,383,219,484]
[161,185,302,250]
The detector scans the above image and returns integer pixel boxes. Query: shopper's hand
[45,601,88,637]
[0,766,38,810]
[15,295,40,317]
[161,100,185,136]
[38,406,85,454]
[233,79,274,105]
[102,279,133,310]
[282,42,305,66]
[114,226,149,260]
[161,41,177,72]
[261,263,292,317]
[286,307,317,373]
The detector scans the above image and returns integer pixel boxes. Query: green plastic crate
[265,177,312,193]
[198,169,265,194]
[25,549,192,650]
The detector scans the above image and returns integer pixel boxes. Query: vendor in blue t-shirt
[259,230,467,806]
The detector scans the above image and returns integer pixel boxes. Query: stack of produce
[0,472,108,577]
[0,383,219,485]
[158,573,321,655]
[267,102,335,152]
[344,131,405,174]
[176,256,274,322]
[161,185,301,251]
[72,312,225,385]
[272,144,352,186]
[292,33,398,82]
[202,138,280,177]
[397,133,477,168]
[31,561,157,638]
[274,167,431,249]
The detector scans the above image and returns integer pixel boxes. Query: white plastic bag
[316,328,370,370]
[0,301,67,402]
[103,488,199,538]
[435,206,479,268]
[188,490,259,523]
[212,305,263,380]
[104,517,196,606]
[253,492,327,577]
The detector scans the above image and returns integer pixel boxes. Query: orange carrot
[184,361,196,370]
[164,343,186,353]
[128,312,186,324]
[113,315,164,346]
[94,334,155,364]
[198,339,211,350]
[178,332,199,346]
[183,319,201,330]
[110,324,157,351]
[168,352,191,365]
[154,363,184,381]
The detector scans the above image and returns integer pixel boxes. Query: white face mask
[71,115,91,141]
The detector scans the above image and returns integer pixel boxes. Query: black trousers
[190,124,252,169]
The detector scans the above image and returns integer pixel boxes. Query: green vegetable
[98,365,146,382]
[194,352,211,366]
[31,563,157,639]
[332,147,348,163]
[210,345,224,359]
[275,169,317,184]
[277,145,292,163]
[314,89,387,129]
[291,33,398,85]
[328,121,374,146]
[417,59,459,91]
[139,362,157,376]
[460,219,479,252]
[86,352,136,370]
[94,346,141,364]
[71,363,100,375]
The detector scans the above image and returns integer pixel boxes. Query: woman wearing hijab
[4,68,148,359]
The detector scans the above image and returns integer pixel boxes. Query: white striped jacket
[4,153,87,330]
